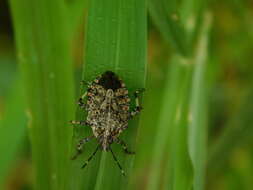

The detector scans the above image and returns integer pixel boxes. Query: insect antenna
[81,145,100,169]
[109,147,126,177]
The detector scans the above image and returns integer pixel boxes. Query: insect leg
[130,88,145,118]
[80,80,92,86]
[71,135,94,160]
[78,92,87,109]
[69,120,89,126]
[109,147,126,177]
[115,138,135,155]
[81,145,100,169]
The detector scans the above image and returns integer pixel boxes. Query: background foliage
[0,0,253,190]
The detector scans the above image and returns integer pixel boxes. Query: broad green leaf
[69,0,147,189]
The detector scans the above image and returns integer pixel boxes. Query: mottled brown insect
[70,71,144,176]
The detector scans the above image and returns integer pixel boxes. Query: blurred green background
[1,0,253,190]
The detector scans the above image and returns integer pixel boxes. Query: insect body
[71,71,144,176]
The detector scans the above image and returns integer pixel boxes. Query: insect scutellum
[70,70,144,176]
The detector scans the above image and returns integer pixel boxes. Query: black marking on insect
[70,71,144,176]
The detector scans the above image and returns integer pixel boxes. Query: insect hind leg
[81,145,100,169]
[115,138,135,155]
[71,135,94,160]
[110,147,126,177]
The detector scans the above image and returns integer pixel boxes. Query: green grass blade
[0,77,27,188]
[147,55,194,190]
[180,0,206,46]
[148,0,189,56]
[69,0,147,189]
[149,0,207,57]
[167,67,194,190]
[66,0,87,38]
[164,58,193,190]
[188,13,212,190]
[9,0,75,189]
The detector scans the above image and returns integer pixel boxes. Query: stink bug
[70,71,144,176]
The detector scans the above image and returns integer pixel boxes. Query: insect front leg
[130,88,145,118]
[78,92,87,109]
[80,80,92,86]
[71,135,94,160]
[115,138,135,155]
